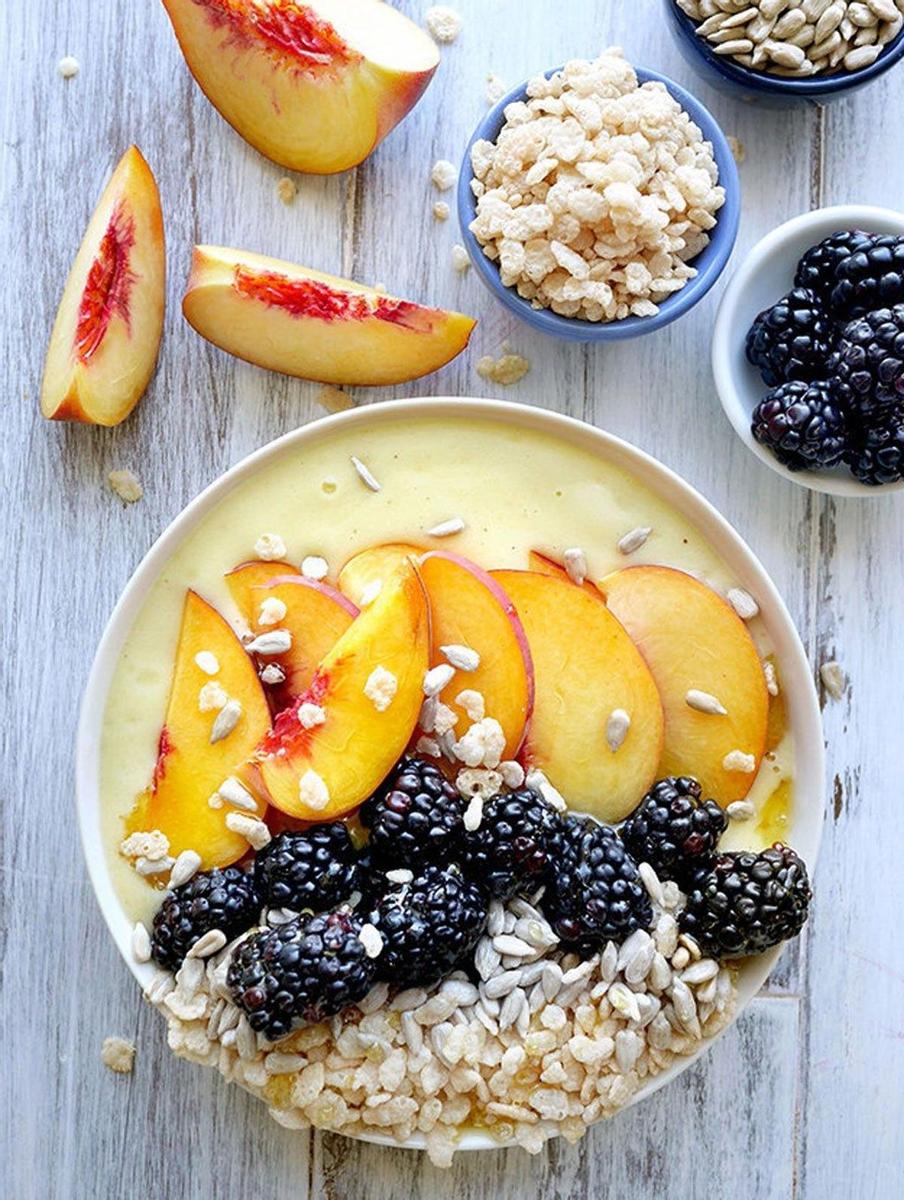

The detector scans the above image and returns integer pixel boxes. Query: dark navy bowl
[663,0,904,107]
[457,65,740,343]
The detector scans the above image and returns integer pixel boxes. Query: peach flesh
[253,563,429,819]
[492,569,665,822]
[74,202,137,361]
[233,267,440,333]
[418,551,534,760]
[600,565,769,804]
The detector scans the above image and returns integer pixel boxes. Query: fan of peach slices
[125,541,773,872]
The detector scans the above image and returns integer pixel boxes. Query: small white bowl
[712,204,904,497]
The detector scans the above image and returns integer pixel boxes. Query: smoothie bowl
[78,399,823,1165]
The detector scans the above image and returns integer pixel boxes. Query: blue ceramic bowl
[663,0,904,107]
[457,65,740,343]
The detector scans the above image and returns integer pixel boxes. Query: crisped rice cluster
[468,48,726,323]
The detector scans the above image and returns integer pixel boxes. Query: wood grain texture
[1,1,902,1196]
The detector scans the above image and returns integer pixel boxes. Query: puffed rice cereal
[468,48,726,323]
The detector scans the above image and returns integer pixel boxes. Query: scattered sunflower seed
[820,659,846,700]
[606,708,631,752]
[617,526,652,555]
[685,688,728,715]
[426,516,466,538]
[350,455,381,492]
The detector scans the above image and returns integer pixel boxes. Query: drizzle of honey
[757,777,793,844]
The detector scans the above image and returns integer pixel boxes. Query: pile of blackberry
[746,230,904,484]
[149,759,813,1044]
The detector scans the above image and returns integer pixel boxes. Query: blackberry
[846,408,904,486]
[151,867,259,970]
[680,844,812,960]
[620,777,727,885]
[751,380,849,471]
[544,817,653,950]
[227,909,376,1040]
[366,864,487,988]
[830,234,904,318]
[253,824,360,915]
[360,757,465,867]
[793,229,875,306]
[460,787,567,900]
[831,305,904,421]
[745,288,833,387]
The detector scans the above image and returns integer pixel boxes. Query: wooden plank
[793,74,904,1198]
[5,0,900,1195]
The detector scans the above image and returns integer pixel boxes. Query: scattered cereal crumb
[120,830,169,862]
[425,6,462,44]
[58,55,80,79]
[198,680,228,712]
[486,72,507,105]
[299,769,330,811]
[298,702,327,729]
[255,532,287,561]
[108,469,143,503]
[101,1037,135,1074]
[475,353,531,386]
[763,660,779,697]
[820,660,846,701]
[258,596,287,626]
[431,159,457,191]
[727,136,746,165]
[301,555,329,581]
[276,176,297,205]
[358,923,385,958]
[433,200,450,221]
[451,244,471,273]
[316,385,354,413]
[727,587,759,621]
[722,749,756,774]
[364,666,399,712]
[225,811,271,850]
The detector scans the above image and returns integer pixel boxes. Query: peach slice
[125,590,271,869]
[226,563,358,702]
[337,541,423,607]
[160,0,439,173]
[40,146,165,426]
[418,552,533,759]
[492,570,664,822]
[182,246,476,385]
[253,561,429,819]
[599,566,769,804]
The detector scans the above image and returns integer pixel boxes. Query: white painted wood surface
[2,1,903,1195]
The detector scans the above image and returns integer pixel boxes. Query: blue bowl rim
[457,62,741,341]
[665,0,904,96]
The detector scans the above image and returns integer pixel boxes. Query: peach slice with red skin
[182,246,476,385]
[41,146,165,426]
[252,561,429,820]
[599,566,769,804]
[125,590,271,869]
[160,0,439,174]
[226,562,358,704]
[491,570,664,822]
[337,541,424,607]
[418,552,533,760]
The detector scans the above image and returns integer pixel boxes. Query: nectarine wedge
[419,552,533,759]
[253,561,429,819]
[125,590,271,869]
[600,566,769,803]
[226,562,358,702]
[337,541,423,606]
[493,570,664,821]
[182,246,476,385]
[160,0,439,174]
[41,146,165,426]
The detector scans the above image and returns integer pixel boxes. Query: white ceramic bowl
[76,398,824,1153]
[713,205,904,497]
